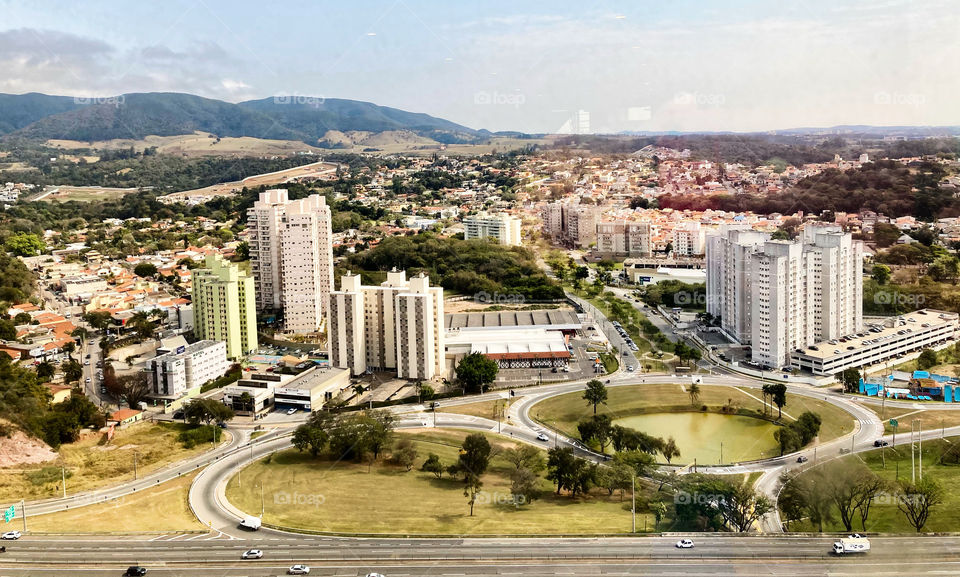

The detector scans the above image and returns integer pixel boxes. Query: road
[3,534,960,575]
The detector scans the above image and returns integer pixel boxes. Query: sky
[0,0,957,134]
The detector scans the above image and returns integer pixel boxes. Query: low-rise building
[222,365,350,413]
[146,340,229,400]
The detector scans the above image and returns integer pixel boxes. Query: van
[240,516,262,530]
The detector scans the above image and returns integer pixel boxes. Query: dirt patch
[0,431,57,468]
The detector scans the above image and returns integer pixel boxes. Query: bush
[177,425,220,448]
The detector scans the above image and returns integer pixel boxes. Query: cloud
[0,28,253,101]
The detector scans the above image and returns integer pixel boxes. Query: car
[85,377,91,383]
[288,565,311,575]
[797,456,808,463]
[874,440,889,447]
[365,574,387,577]
[241,549,263,559]
[536,432,550,442]
[1,531,21,540]
[626,366,635,372]
[124,567,147,576]
[84,360,90,365]
[286,407,298,415]
[676,539,694,548]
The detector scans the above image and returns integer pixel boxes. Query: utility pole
[20,499,26,532]
[919,420,923,481]
[631,474,636,533]
[133,451,138,481]
[61,465,66,499]
[911,422,916,484]
[259,482,265,517]
[720,441,723,466]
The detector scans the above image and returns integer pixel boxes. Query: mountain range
[0,92,485,145]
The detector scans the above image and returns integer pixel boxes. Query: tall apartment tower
[191,254,259,359]
[246,189,333,333]
[279,195,335,333]
[706,225,862,369]
[328,269,445,380]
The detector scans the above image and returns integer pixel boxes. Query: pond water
[614,412,780,465]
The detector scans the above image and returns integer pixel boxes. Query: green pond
[614,412,780,465]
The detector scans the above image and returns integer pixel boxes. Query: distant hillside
[239,97,479,144]
[0,92,482,145]
[0,93,83,135]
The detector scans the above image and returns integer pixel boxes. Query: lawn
[876,406,960,435]
[439,398,515,420]
[224,429,653,535]
[26,472,204,534]
[785,438,960,533]
[0,422,227,501]
[531,384,855,452]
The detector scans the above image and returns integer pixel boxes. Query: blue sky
[0,0,957,133]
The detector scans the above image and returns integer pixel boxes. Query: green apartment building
[191,254,258,359]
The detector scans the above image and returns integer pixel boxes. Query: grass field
[876,405,960,435]
[0,422,227,502]
[26,472,204,534]
[439,398,515,420]
[530,383,855,456]
[39,185,137,203]
[786,438,960,533]
[225,429,653,535]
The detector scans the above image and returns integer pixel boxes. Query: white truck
[239,515,262,530]
[833,537,870,554]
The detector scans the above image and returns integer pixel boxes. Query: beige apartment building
[329,269,445,380]
[463,212,522,246]
[247,189,334,334]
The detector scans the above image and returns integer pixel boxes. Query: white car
[676,539,694,549]
[241,549,263,559]
[286,407,298,415]
[288,565,310,575]
[366,574,387,577]
[536,432,550,442]
[1,530,21,540]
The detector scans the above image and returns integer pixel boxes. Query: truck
[239,516,262,530]
[833,537,870,554]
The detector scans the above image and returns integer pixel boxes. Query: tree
[421,453,444,479]
[509,466,540,506]
[651,500,667,531]
[768,383,787,419]
[13,312,32,325]
[872,263,892,285]
[36,360,55,381]
[116,372,151,408]
[84,311,113,331]
[134,263,158,278]
[778,473,807,531]
[62,340,76,359]
[0,319,16,341]
[613,450,658,478]
[464,474,483,516]
[70,327,89,342]
[835,367,861,393]
[416,382,434,403]
[661,436,681,464]
[5,233,44,257]
[457,433,492,479]
[597,461,633,500]
[688,382,701,406]
[917,348,938,370]
[501,444,546,473]
[392,438,419,471]
[898,476,944,532]
[455,352,499,393]
[292,420,329,457]
[185,397,235,425]
[582,379,608,414]
[774,425,802,456]
[63,360,83,384]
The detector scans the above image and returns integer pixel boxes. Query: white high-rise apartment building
[540,203,599,248]
[329,269,445,380]
[247,189,333,333]
[672,222,705,256]
[706,224,863,369]
[463,213,522,246]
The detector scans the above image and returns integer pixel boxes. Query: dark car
[874,440,889,447]
[796,456,809,463]
[125,567,147,576]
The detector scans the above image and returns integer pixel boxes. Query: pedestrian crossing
[148,530,241,541]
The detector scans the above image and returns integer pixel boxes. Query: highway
[3,534,960,575]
